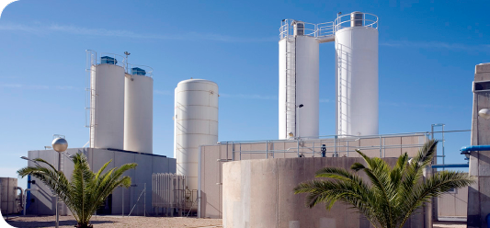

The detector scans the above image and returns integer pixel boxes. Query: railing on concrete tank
[212,129,470,159]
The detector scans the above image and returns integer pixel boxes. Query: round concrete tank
[279,20,319,139]
[335,12,379,136]
[90,55,126,149]
[1,177,21,214]
[124,66,153,153]
[174,79,218,193]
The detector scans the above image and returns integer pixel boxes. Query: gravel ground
[3,215,222,228]
[3,215,466,228]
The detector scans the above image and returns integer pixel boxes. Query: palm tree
[294,139,473,228]
[18,152,137,228]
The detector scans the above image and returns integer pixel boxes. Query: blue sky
[1,0,489,186]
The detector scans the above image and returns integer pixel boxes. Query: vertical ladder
[337,44,344,136]
[85,50,97,148]
[285,36,296,137]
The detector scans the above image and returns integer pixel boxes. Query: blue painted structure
[461,145,490,153]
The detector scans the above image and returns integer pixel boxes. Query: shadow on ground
[6,217,113,228]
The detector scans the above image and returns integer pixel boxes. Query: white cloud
[220,93,277,100]
[380,40,490,52]
[154,90,171,95]
[0,83,81,90]
[0,23,277,43]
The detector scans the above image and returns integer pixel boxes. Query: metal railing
[334,13,378,32]
[128,63,154,78]
[279,13,378,40]
[213,129,471,160]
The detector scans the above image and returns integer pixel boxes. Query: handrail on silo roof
[99,52,126,68]
[128,63,154,78]
[278,13,377,40]
[334,12,378,32]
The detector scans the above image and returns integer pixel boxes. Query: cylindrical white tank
[335,12,378,136]
[90,56,125,149]
[279,22,319,140]
[174,79,218,193]
[124,67,153,153]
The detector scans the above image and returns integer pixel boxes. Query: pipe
[15,187,23,214]
[431,164,469,169]
[460,145,490,153]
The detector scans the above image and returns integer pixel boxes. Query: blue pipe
[431,164,469,169]
[460,145,490,153]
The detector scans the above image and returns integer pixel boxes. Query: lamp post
[52,137,68,228]
[296,104,304,139]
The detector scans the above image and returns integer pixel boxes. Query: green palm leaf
[294,139,474,228]
[18,152,136,228]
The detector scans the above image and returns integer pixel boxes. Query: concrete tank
[335,12,379,136]
[124,66,153,153]
[279,20,319,140]
[174,79,219,194]
[1,177,21,215]
[222,158,427,228]
[89,55,126,149]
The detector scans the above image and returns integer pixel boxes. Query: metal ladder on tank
[285,35,296,138]
[337,44,344,136]
[85,50,97,147]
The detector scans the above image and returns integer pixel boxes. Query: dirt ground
[2,215,466,228]
[3,215,222,228]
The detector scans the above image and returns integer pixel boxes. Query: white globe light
[52,138,68,153]
[479,109,490,119]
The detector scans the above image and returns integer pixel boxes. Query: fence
[152,173,186,216]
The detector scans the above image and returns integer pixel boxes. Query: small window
[445,188,457,194]
[474,81,490,92]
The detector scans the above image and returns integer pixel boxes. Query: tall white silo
[90,55,125,149]
[335,12,379,136]
[174,79,218,193]
[278,20,319,139]
[124,66,153,153]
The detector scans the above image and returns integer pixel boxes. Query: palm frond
[295,139,474,228]
[17,152,136,227]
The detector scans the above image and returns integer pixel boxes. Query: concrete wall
[0,177,21,215]
[222,157,428,228]
[26,148,175,216]
[467,63,490,228]
[438,186,468,217]
[199,135,426,219]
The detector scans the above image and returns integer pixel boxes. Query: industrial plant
[3,11,490,228]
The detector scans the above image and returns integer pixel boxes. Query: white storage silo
[174,79,218,194]
[335,12,379,136]
[278,20,320,140]
[90,55,125,149]
[124,66,153,153]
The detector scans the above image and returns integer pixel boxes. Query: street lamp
[296,104,304,139]
[52,137,68,228]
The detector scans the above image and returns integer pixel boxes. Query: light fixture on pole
[479,108,490,119]
[296,104,304,139]
[52,137,68,228]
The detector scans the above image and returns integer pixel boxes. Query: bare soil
[3,215,222,228]
[3,215,467,228]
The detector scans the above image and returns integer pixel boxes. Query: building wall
[26,148,175,216]
[438,186,468,217]
[467,63,490,228]
[222,157,428,228]
[199,135,426,219]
